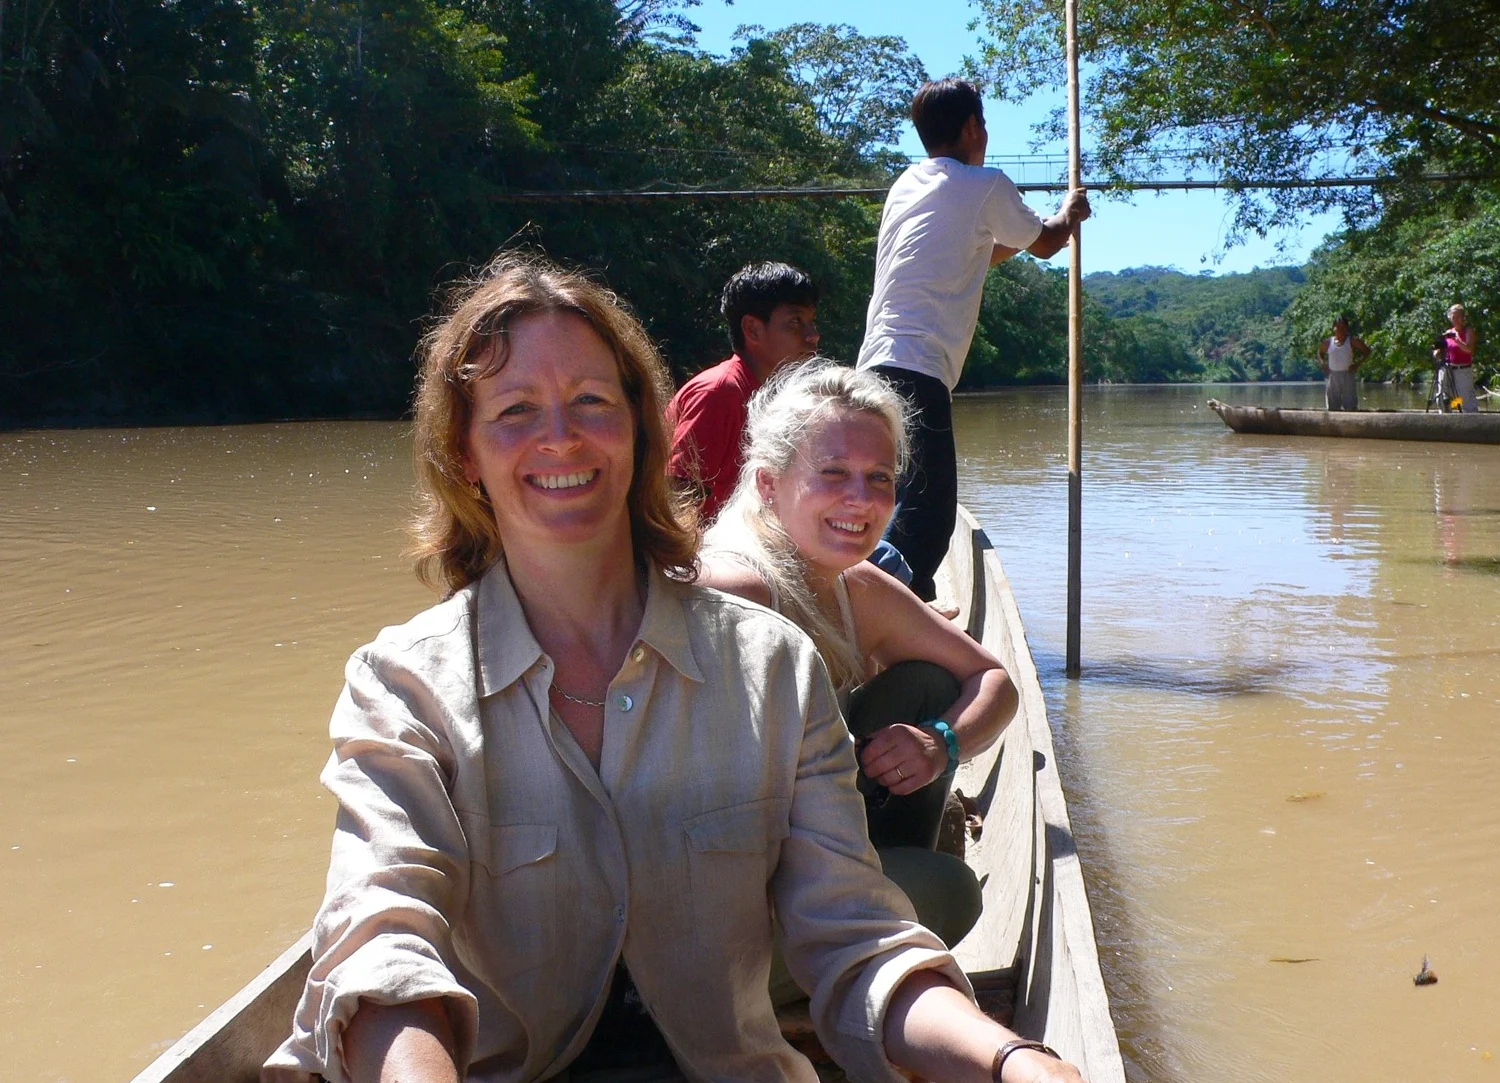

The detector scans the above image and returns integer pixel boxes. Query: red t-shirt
[666,355,763,522]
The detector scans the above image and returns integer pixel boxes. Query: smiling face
[758,408,898,580]
[463,309,636,557]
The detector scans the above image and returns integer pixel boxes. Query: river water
[2,384,1496,1081]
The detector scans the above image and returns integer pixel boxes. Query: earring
[469,480,485,501]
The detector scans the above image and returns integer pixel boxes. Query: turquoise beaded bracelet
[924,720,960,777]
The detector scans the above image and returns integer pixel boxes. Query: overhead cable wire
[491,173,1493,203]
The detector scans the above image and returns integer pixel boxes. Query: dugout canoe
[130,506,1125,1083]
[1208,398,1500,444]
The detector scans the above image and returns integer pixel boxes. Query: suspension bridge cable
[489,173,1492,203]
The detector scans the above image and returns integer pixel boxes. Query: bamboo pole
[1065,0,1084,678]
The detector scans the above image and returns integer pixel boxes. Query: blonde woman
[700,360,1019,948]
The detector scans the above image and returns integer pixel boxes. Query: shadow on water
[1403,555,1500,575]
[1033,647,1297,698]
[1041,670,1185,1083]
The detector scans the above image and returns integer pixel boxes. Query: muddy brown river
[2,384,1496,1081]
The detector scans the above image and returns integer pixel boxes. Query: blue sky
[686,0,1345,275]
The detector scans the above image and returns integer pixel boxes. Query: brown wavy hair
[409,252,698,594]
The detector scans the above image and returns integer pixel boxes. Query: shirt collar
[475,559,704,698]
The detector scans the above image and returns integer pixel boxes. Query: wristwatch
[991,1039,1060,1082]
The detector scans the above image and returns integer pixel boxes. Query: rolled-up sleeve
[771,655,972,1083]
[263,650,480,1083]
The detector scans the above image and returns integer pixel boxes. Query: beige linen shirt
[264,561,968,1083]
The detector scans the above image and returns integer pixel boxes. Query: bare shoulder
[843,561,932,633]
[842,559,910,606]
[846,561,998,676]
[697,554,773,608]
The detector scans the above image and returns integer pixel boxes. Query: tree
[735,23,928,169]
[968,0,1500,237]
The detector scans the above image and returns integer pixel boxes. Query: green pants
[847,659,963,849]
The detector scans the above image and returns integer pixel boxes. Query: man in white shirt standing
[857,78,1090,600]
[1317,314,1369,411]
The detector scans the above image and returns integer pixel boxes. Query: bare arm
[848,565,1018,794]
[1352,336,1371,368]
[345,999,459,1083]
[885,971,1089,1083]
[1026,189,1091,260]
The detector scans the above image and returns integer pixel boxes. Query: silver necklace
[550,682,605,709]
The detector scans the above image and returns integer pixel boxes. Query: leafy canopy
[970,0,1500,236]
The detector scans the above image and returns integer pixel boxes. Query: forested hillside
[1084,266,1314,382]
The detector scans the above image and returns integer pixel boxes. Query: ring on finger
[896,766,906,781]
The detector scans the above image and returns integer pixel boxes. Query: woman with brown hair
[263,254,1088,1083]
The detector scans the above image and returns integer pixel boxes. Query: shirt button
[614,904,626,922]
[617,693,634,712]
[631,646,646,663]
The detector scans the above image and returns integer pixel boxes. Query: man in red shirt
[667,262,820,521]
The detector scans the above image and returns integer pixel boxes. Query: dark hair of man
[721,262,819,354]
[911,78,984,154]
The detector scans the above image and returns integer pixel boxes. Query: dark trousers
[870,366,955,602]
[846,660,963,849]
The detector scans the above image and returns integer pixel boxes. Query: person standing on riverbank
[856,78,1089,601]
[1437,303,1479,413]
[1318,315,1369,411]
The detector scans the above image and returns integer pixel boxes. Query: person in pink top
[1435,303,1480,413]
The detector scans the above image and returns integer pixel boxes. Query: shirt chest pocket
[471,823,558,978]
[683,798,790,952]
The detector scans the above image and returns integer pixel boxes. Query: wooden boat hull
[1209,398,1500,443]
[130,507,1124,1083]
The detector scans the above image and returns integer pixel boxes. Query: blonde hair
[704,359,910,688]
[409,252,697,594]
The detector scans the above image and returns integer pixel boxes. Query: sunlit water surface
[958,384,1499,1083]
[1,386,1496,1081]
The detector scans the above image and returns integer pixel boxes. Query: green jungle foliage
[1,2,929,426]
[970,0,1500,239]
[0,0,1314,428]
[970,0,1500,394]
[1290,185,1498,389]
[1080,265,1312,382]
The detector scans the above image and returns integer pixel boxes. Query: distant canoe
[1208,399,1500,444]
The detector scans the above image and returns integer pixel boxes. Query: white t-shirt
[1324,336,1354,372]
[856,158,1045,390]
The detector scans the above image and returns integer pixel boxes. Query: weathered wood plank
[1209,398,1500,444]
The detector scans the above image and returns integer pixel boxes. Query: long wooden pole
[1064,0,1084,678]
